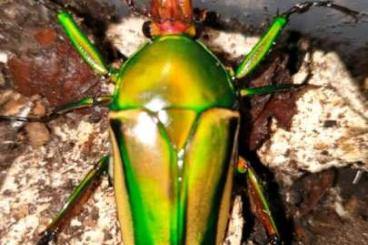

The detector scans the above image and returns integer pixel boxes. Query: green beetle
[0,0,359,244]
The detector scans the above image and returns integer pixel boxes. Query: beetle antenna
[125,0,150,17]
[282,1,360,22]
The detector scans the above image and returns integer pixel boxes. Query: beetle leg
[234,1,359,80]
[237,158,280,244]
[240,83,304,97]
[36,155,110,245]
[0,95,111,123]
[57,11,119,82]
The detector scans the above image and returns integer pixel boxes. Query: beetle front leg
[237,157,280,245]
[37,155,110,245]
[57,11,119,82]
[0,95,111,123]
[234,1,359,80]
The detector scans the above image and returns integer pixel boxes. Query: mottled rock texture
[1,1,367,245]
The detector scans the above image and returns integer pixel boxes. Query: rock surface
[0,1,367,245]
[258,51,368,178]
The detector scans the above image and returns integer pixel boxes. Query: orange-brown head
[145,0,196,37]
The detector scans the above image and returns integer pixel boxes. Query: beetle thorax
[149,0,196,36]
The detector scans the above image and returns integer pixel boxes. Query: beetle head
[144,0,196,37]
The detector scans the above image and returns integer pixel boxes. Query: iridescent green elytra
[109,35,239,244]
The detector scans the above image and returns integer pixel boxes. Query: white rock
[258,51,368,177]
[106,16,259,60]
[0,51,8,63]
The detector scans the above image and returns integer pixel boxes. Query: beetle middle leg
[0,95,112,123]
[240,83,305,97]
[36,155,110,245]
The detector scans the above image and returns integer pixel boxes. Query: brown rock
[32,100,47,117]
[25,122,50,147]
[34,28,57,48]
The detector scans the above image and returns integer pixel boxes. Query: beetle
[0,0,359,244]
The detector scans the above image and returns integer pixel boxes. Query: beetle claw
[267,235,282,245]
[37,230,57,245]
